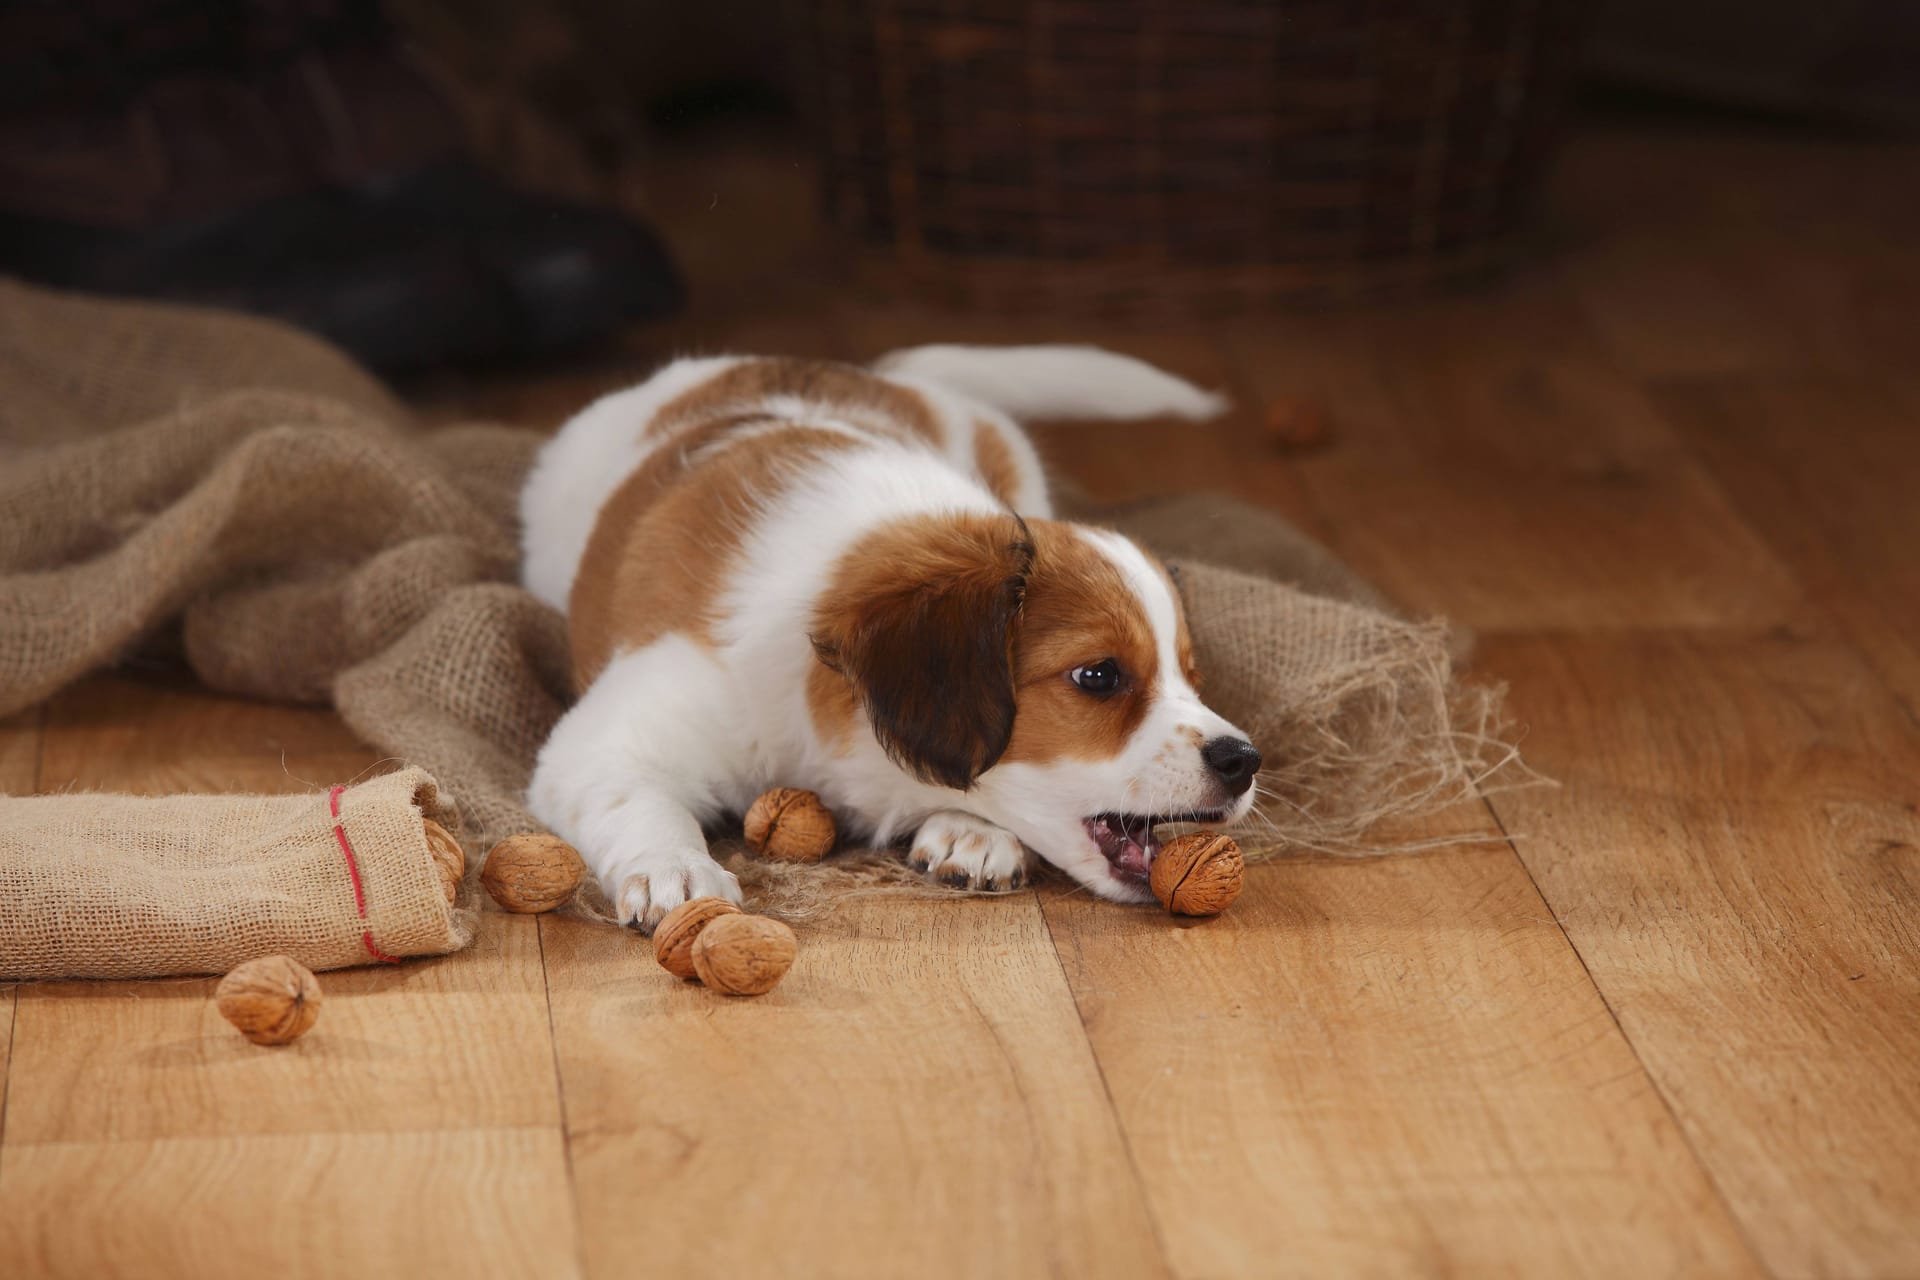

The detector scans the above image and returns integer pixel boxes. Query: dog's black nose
[1201,736,1262,796]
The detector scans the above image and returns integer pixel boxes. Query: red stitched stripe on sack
[329,784,401,965]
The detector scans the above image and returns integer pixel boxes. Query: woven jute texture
[0,768,468,980]
[0,277,1518,972]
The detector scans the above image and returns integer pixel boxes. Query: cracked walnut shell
[1150,832,1244,916]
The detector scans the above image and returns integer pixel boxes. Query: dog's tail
[874,343,1228,422]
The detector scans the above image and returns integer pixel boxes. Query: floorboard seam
[1475,791,1774,1276]
[1654,380,1920,737]
[0,986,17,1151]
[32,701,46,793]
[1032,889,1181,1279]
[536,917,593,1280]
[0,703,28,1153]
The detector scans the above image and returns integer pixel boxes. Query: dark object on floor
[0,0,681,370]
[0,163,683,371]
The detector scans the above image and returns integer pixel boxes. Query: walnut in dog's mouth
[1083,810,1227,885]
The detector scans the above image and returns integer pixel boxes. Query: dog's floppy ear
[811,514,1033,791]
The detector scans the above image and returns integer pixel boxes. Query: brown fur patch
[1176,618,1198,689]
[811,512,1033,789]
[809,517,1189,772]
[1000,522,1157,765]
[806,660,861,753]
[569,424,859,689]
[650,358,944,448]
[972,422,1022,505]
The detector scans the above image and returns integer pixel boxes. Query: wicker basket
[791,0,1585,313]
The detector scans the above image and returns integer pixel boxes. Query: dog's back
[520,345,1225,621]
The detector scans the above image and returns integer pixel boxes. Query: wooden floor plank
[0,709,36,1145]
[1563,230,1801,382]
[0,1127,579,1280]
[1042,831,1759,1279]
[1554,128,1920,383]
[0,986,12,1147]
[1222,293,1806,633]
[1575,230,1920,390]
[1483,632,1920,1277]
[5,919,557,1144]
[541,897,1169,1280]
[38,673,378,797]
[1655,376,1920,719]
[0,707,40,795]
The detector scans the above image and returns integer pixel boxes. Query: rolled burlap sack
[0,767,474,981]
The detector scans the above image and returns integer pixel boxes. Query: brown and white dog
[520,345,1263,928]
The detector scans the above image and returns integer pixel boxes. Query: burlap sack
[0,276,404,447]
[0,768,469,980]
[0,277,1519,975]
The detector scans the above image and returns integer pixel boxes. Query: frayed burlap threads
[1168,561,1526,859]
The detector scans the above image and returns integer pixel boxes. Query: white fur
[875,343,1228,423]
[519,355,743,611]
[527,637,744,929]
[522,347,1256,925]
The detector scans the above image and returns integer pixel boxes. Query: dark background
[4,0,1916,375]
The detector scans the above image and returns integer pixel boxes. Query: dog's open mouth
[1083,811,1228,885]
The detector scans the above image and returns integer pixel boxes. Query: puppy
[519,345,1263,928]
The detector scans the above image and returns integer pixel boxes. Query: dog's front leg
[587,788,739,931]
[527,644,744,931]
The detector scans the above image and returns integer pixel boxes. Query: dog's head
[812,513,1260,901]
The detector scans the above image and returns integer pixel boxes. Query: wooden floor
[4,116,1920,1278]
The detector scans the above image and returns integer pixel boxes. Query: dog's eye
[1069,659,1122,695]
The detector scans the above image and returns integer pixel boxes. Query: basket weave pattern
[794,0,1584,311]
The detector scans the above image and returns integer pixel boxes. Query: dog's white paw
[907,811,1030,891]
[608,850,742,932]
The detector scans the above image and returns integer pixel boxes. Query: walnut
[743,787,837,863]
[1150,832,1244,916]
[480,833,585,913]
[421,818,465,905]
[690,913,798,996]
[1264,396,1331,452]
[215,955,323,1046]
[653,897,745,979]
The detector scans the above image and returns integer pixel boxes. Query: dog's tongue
[1086,815,1160,880]
[1114,834,1153,879]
